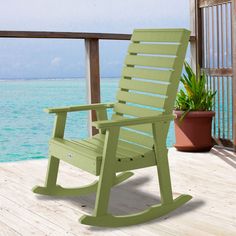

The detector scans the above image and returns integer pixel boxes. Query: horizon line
[0,76,120,80]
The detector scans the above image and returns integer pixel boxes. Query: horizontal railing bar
[0,30,132,40]
[0,30,196,42]
[199,0,231,8]
[202,68,233,76]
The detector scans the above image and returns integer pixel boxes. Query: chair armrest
[44,102,114,114]
[92,114,175,129]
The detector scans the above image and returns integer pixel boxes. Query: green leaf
[175,61,216,117]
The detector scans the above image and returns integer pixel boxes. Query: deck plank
[0,221,21,236]
[0,148,236,235]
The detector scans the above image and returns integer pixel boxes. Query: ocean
[0,78,175,162]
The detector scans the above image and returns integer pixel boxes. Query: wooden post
[85,39,100,136]
[190,0,202,74]
[232,0,236,150]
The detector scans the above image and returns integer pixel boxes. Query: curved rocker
[32,171,134,197]
[80,194,192,227]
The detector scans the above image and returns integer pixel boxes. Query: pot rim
[173,110,215,118]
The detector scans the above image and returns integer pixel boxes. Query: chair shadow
[211,147,236,169]
[36,176,205,230]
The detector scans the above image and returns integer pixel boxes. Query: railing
[0,31,131,136]
[190,0,236,150]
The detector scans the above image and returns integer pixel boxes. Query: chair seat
[49,134,156,176]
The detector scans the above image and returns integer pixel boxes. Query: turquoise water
[0,78,175,162]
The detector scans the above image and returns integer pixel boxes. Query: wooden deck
[0,147,236,236]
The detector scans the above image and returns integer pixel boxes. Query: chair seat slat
[93,134,152,153]
[88,137,143,156]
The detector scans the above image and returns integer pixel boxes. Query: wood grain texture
[0,31,132,40]
[1,148,236,234]
[202,68,233,76]
[85,39,101,136]
[0,30,195,43]
[190,0,203,73]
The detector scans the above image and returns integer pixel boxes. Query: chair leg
[33,112,66,194]
[93,169,113,217]
[152,122,174,204]
[45,155,60,188]
[32,155,60,194]
[155,147,174,204]
[80,127,120,225]
[93,127,120,217]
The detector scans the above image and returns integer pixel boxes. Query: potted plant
[174,62,216,152]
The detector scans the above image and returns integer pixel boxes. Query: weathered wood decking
[0,148,236,235]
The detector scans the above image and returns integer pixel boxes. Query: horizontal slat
[50,139,100,175]
[116,151,156,172]
[86,138,143,157]
[114,103,162,117]
[50,139,101,160]
[116,91,165,108]
[128,43,179,55]
[94,134,152,153]
[125,55,175,68]
[112,114,152,134]
[0,30,131,40]
[119,129,153,148]
[131,29,185,42]
[0,30,194,42]
[74,139,135,158]
[199,0,231,8]
[122,67,172,82]
[119,79,168,95]
[75,134,152,155]
[69,137,146,159]
[117,139,152,153]
[202,68,233,77]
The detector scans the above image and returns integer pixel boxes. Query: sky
[0,0,190,79]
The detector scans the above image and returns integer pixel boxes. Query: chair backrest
[112,28,191,149]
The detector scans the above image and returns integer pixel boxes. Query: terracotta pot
[174,110,215,152]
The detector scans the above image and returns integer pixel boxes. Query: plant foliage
[175,62,216,115]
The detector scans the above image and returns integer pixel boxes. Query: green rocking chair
[33,28,191,227]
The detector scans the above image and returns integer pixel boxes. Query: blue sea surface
[0,78,175,162]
